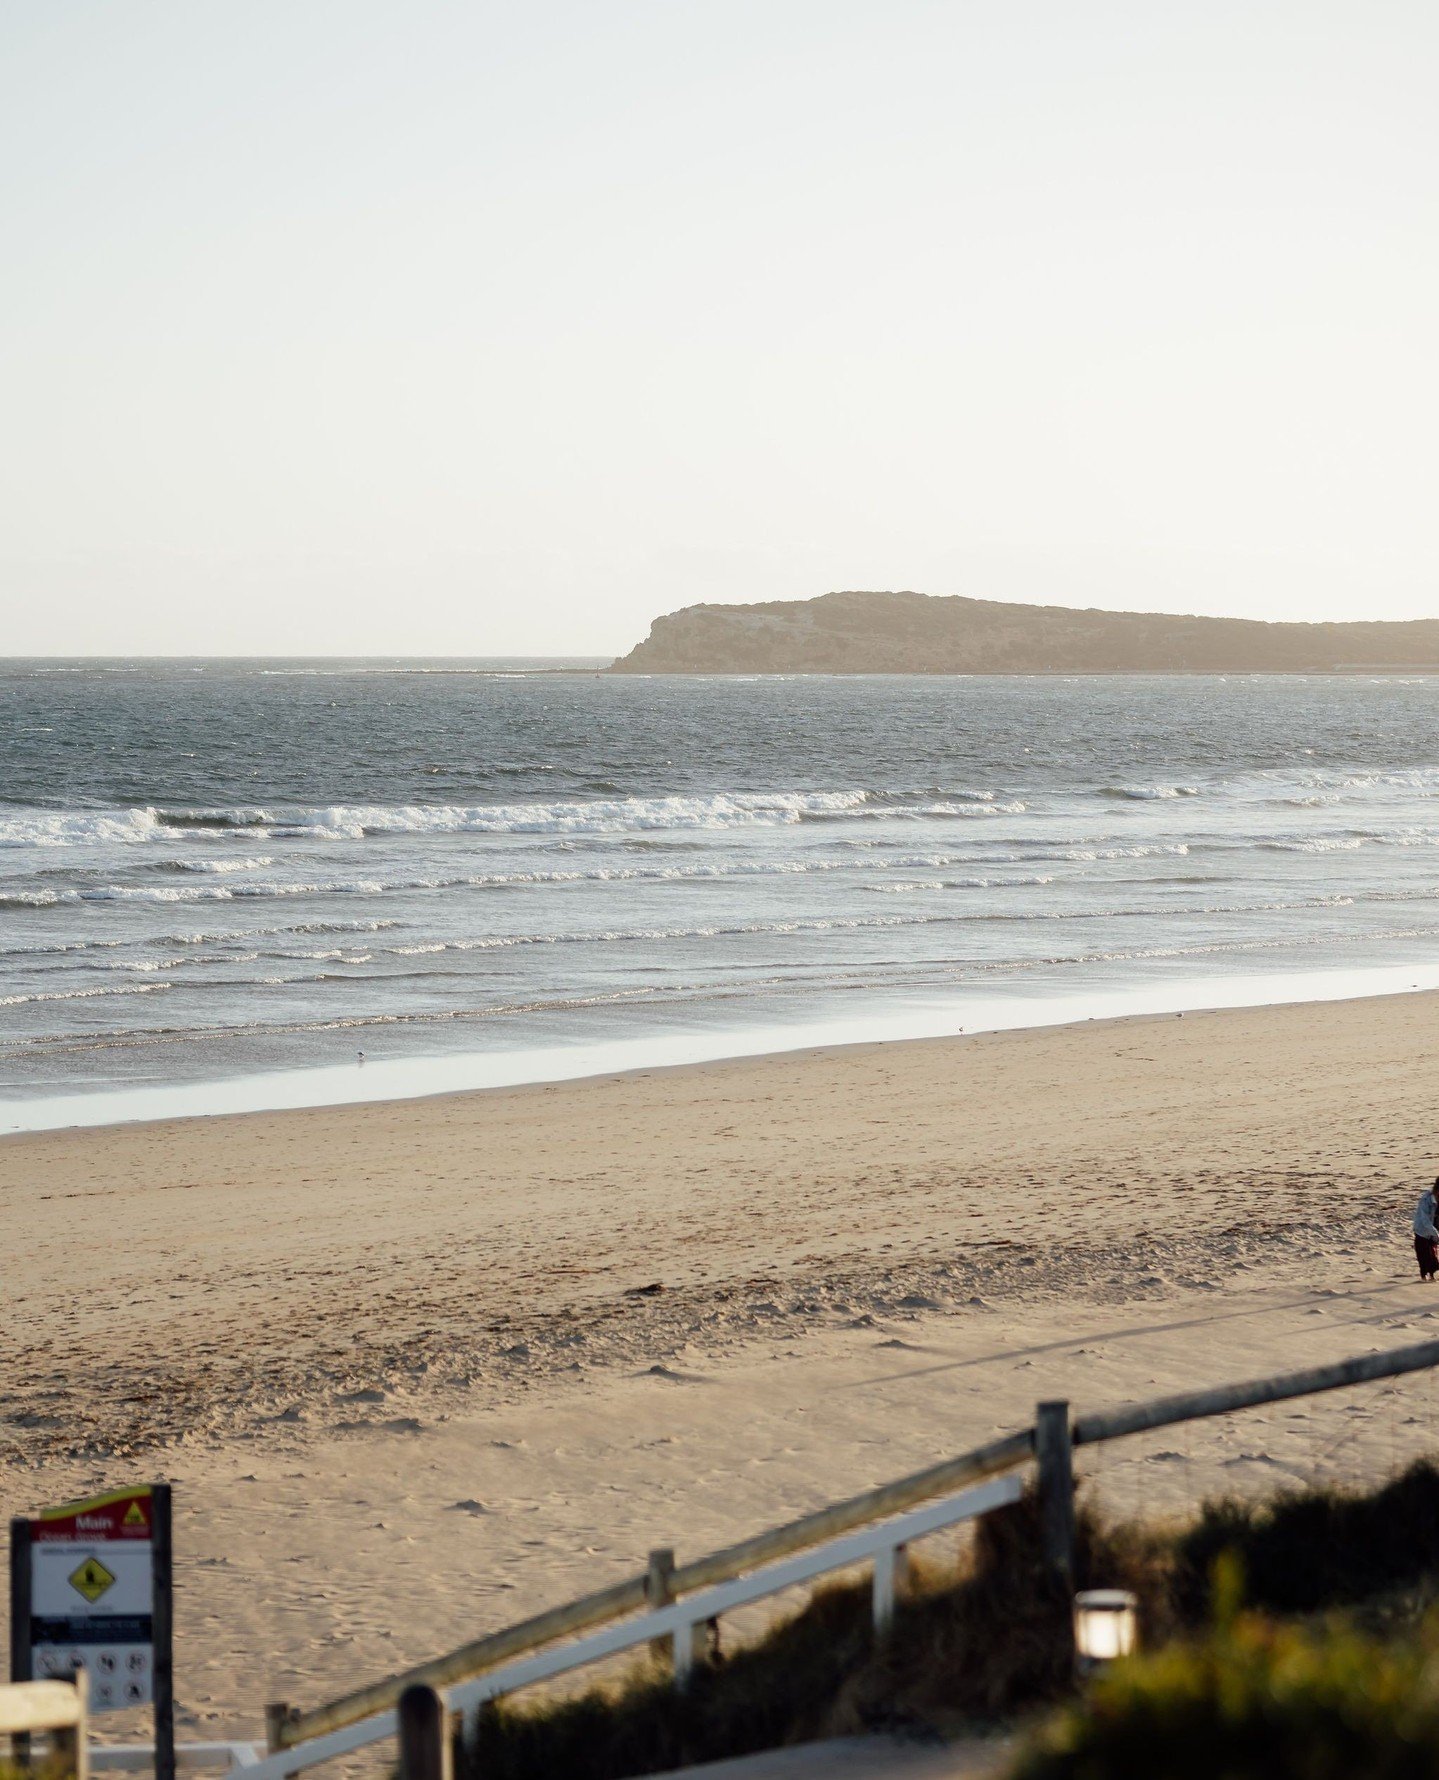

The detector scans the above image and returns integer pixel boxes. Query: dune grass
[1175,1458,1439,1617]
[456,1458,1439,1780]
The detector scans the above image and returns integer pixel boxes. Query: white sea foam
[1062,843,1192,861]
[80,884,240,903]
[4,849,1053,914]
[1102,784,1201,801]
[9,880,395,907]
[0,983,171,1007]
[1259,836,1366,852]
[0,808,166,847]
[272,791,871,838]
[0,789,1035,850]
[167,856,275,874]
[369,913,954,956]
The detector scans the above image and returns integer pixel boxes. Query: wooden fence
[80,1331,1439,1778]
[1,1672,89,1780]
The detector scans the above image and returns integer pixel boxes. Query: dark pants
[1417,1236,1438,1279]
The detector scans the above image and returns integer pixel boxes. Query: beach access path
[680,1733,1011,1776]
[2,990,1438,1744]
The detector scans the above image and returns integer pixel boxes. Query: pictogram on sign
[68,1555,117,1604]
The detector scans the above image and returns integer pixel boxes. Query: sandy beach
[5,992,1439,1743]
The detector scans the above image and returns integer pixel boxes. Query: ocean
[4,660,1439,1128]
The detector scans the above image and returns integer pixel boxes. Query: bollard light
[1073,1589,1138,1676]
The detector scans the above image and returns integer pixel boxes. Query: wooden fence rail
[254,1333,1439,1778]
[1071,1334,1439,1447]
[0,1672,89,1780]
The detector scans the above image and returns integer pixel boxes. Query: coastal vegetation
[1014,1597,1439,1780]
[458,1460,1439,1779]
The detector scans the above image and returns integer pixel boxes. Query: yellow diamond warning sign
[68,1555,117,1604]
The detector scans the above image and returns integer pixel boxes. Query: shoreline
[7,956,1439,1139]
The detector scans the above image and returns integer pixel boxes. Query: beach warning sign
[10,1484,175,1780]
[67,1555,118,1604]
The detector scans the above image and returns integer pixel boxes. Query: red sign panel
[30,1486,153,1544]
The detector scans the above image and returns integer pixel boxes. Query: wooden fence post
[152,1483,175,1780]
[645,1548,676,1661]
[871,1544,910,1637]
[647,1547,705,1682]
[264,1702,294,1754]
[398,1684,452,1780]
[1036,1400,1075,1590]
[53,1668,88,1780]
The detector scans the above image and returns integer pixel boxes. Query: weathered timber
[397,1685,450,1780]
[644,1547,678,1664]
[264,1702,298,1754]
[1035,1401,1075,1588]
[1073,1336,1439,1447]
[0,1671,88,1780]
[0,1677,87,1736]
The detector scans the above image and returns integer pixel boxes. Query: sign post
[9,1485,174,1780]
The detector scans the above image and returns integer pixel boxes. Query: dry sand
[4,991,1439,1746]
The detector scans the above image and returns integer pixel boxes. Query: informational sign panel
[10,1484,174,1780]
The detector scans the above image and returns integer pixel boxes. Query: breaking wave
[0,982,171,1007]
[0,788,1041,849]
[8,660,1439,1102]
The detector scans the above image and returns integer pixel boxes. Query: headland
[609,589,1439,674]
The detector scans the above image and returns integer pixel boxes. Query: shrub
[1010,1597,1439,1780]
[1174,1459,1439,1619]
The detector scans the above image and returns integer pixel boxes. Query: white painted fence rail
[89,1744,262,1772]
[220,1472,1024,1780]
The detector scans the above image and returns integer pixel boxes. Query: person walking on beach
[1414,1179,1439,1282]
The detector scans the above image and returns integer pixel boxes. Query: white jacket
[1415,1192,1438,1240]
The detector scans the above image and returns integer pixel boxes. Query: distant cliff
[609,591,1439,675]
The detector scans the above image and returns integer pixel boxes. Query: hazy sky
[3,2,1437,657]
